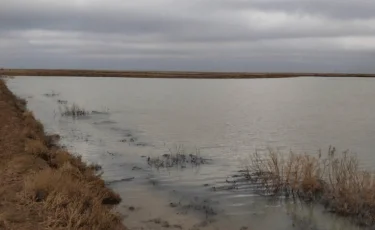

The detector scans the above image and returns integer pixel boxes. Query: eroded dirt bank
[0,79,126,230]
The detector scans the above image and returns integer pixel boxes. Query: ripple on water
[93,120,117,125]
[7,77,373,230]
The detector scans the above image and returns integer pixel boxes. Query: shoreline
[1,69,375,79]
[0,79,127,229]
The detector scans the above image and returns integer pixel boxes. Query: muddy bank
[2,69,375,79]
[0,79,126,230]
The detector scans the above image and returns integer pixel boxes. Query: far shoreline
[1,68,375,79]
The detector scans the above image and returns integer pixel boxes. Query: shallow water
[7,76,375,230]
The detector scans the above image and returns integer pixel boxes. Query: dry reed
[245,146,375,226]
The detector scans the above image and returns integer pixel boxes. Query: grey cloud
[2,0,375,41]
[0,0,375,72]
[208,0,375,20]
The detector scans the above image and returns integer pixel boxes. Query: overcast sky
[1,0,375,72]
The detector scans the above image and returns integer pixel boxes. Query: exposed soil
[1,69,375,79]
[0,79,126,230]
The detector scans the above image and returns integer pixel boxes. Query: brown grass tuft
[246,147,375,226]
[24,164,123,229]
[25,139,49,160]
[50,150,83,169]
[22,111,45,140]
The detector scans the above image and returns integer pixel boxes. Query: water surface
[7,76,375,230]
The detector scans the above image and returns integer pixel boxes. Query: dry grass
[22,111,45,139]
[23,164,122,230]
[245,147,375,226]
[25,139,49,159]
[0,79,125,230]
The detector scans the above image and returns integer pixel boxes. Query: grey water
[7,76,375,230]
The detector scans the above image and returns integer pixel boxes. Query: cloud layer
[1,0,375,72]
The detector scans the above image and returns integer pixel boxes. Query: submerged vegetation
[243,147,375,226]
[43,91,59,97]
[57,99,68,104]
[147,146,210,169]
[61,103,90,117]
[169,198,217,219]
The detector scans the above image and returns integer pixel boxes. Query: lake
[7,76,375,230]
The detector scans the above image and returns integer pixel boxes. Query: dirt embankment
[1,69,375,79]
[0,79,126,230]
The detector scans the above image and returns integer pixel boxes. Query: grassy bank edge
[0,79,126,230]
[1,69,375,79]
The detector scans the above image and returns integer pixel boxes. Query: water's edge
[6,76,372,230]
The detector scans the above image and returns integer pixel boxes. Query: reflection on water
[7,76,375,230]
